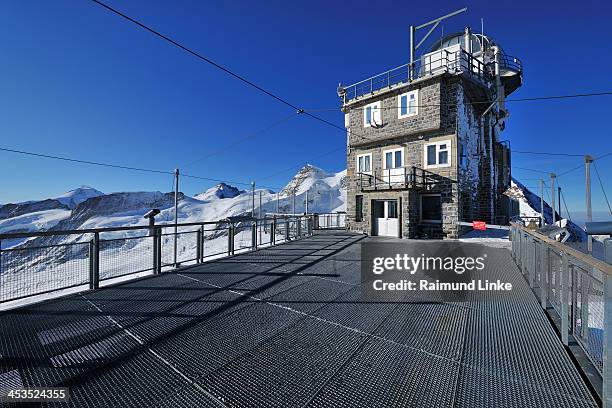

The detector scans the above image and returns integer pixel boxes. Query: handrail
[512,222,612,276]
[0,215,305,240]
[341,48,493,103]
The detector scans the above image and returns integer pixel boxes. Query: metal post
[196,228,202,264]
[603,240,612,407]
[173,168,179,267]
[409,25,415,80]
[252,221,257,250]
[271,217,276,245]
[292,189,296,216]
[276,192,280,214]
[529,237,536,288]
[284,218,290,241]
[297,216,302,237]
[88,239,95,290]
[90,232,100,288]
[540,179,545,226]
[228,224,233,256]
[251,181,255,217]
[561,252,570,346]
[259,191,262,244]
[305,190,309,214]
[200,225,205,262]
[550,173,556,225]
[540,243,549,309]
[558,187,562,221]
[329,190,333,212]
[156,227,162,273]
[586,155,593,253]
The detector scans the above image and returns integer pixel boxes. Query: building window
[398,90,418,118]
[355,195,364,221]
[356,153,372,174]
[420,194,442,223]
[364,101,382,127]
[424,140,451,169]
[382,148,403,169]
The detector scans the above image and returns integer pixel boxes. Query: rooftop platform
[0,231,597,407]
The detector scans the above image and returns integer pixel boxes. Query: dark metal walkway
[0,231,597,407]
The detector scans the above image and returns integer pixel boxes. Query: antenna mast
[409,7,468,77]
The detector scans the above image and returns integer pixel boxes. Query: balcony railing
[340,48,492,103]
[357,166,442,191]
[0,214,313,304]
[313,213,346,230]
[510,223,612,391]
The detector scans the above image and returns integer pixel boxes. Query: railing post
[271,217,276,245]
[540,243,549,309]
[297,217,302,238]
[529,237,532,289]
[155,227,162,274]
[200,226,205,262]
[90,232,99,289]
[228,223,235,256]
[308,216,313,236]
[284,218,290,241]
[196,228,202,264]
[603,239,612,407]
[252,220,257,250]
[560,252,570,346]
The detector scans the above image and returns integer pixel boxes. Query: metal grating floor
[0,231,598,407]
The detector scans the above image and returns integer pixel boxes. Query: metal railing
[313,213,346,230]
[0,214,313,304]
[341,48,491,103]
[357,166,442,191]
[511,223,612,402]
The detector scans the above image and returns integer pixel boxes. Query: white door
[383,149,404,185]
[373,200,399,237]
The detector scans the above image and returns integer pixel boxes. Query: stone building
[339,28,522,238]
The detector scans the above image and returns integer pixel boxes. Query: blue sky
[0,0,611,216]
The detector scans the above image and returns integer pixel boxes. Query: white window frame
[397,90,418,119]
[423,140,452,169]
[356,153,372,174]
[382,148,404,170]
[363,101,382,128]
[420,194,442,223]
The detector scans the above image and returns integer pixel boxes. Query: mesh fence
[0,217,312,303]
[572,263,604,374]
[512,226,606,376]
[548,249,563,315]
[234,222,254,253]
[99,235,155,280]
[202,224,230,260]
[0,241,90,302]
[160,228,201,267]
[316,214,346,229]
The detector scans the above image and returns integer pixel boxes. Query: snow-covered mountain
[55,186,104,209]
[505,177,587,242]
[194,183,245,201]
[0,165,346,250]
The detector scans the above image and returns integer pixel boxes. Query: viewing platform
[0,229,599,407]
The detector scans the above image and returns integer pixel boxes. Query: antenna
[409,7,468,73]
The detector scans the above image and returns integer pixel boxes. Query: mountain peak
[55,186,104,209]
[195,183,245,201]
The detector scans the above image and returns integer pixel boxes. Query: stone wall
[345,73,498,239]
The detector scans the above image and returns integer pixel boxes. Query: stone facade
[345,72,511,239]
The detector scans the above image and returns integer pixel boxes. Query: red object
[473,221,487,231]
